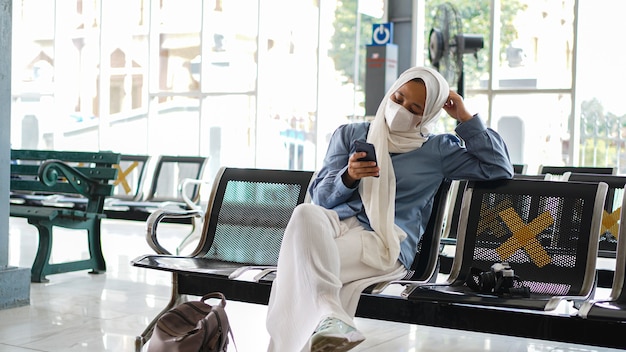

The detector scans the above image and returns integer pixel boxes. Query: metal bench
[104,155,208,223]
[130,171,626,350]
[10,149,121,282]
[131,166,314,351]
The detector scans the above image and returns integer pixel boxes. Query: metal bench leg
[30,222,53,283]
[87,219,106,274]
[135,274,186,352]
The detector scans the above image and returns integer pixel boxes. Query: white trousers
[265,203,406,352]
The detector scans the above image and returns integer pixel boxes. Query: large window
[11,0,324,180]
[10,0,626,176]
[575,0,626,172]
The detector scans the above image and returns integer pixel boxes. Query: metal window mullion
[570,0,580,166]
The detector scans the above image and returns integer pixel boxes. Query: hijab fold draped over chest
[359,67,449,270]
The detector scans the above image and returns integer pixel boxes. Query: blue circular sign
[372,23,393,45]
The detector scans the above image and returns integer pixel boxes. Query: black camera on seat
[470,262,531,298]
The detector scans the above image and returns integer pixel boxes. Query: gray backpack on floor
[148,292,236,352]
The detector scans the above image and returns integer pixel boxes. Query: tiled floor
[0,217,622,352]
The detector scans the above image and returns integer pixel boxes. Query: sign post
[365,23,398,116]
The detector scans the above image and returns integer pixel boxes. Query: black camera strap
[465,267,486,292]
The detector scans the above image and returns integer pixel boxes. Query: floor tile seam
[0,341,47,352]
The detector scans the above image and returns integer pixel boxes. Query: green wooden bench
[10,149,121,282]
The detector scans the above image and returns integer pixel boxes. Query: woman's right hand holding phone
[342,151,380,187]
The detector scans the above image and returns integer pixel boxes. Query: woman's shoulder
[333,121,370,138]
[425,132,462,147]
[337,121,369,132]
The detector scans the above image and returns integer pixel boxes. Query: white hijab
[360,66,450,270]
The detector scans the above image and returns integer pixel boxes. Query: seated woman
[265,66,514,352]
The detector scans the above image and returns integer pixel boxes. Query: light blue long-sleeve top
[309,115,514,269]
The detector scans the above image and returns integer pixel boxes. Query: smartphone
[354,140,377,164]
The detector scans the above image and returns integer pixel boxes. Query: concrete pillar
[0,0,30,310]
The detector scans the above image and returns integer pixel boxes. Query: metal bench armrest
[146,208,203,255]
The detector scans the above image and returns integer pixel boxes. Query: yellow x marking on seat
[477,198,512,236]
[601,207,621,239]
[113,161,139,194]
[497,207,553,268]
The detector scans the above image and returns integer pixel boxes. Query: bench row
[130,167,626,351]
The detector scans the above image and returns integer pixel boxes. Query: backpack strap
[202,292,238,352]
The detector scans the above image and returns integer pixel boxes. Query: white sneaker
[308,317,365,352]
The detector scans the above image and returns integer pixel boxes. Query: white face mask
[384,99,422,132]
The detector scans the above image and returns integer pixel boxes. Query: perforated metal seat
[405,178,608,311]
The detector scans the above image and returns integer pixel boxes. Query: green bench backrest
[10,149,121,199]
